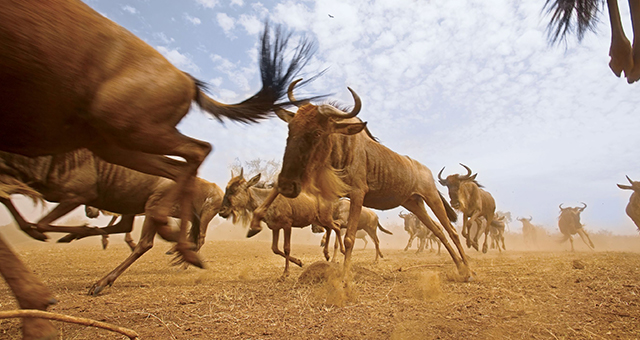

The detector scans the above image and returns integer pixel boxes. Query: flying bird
[328,14,334,18]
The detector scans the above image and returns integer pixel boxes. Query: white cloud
[238,14,262,35]
[156,46,200,73]
[231,0,244,6]
[195,0,218,9]
[183,13,201,25]
[153,32,174,45]
[216,12,236,35]
[121,5,137,14]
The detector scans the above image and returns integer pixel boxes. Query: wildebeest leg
[416,236,425,254]
[282,227,293,278]
[403,197,472,280]
[467,213,483,251]
[89,215,162,295]
[362,236,368,250]
[481,215,494,254]
[34,201,108,237]
[576,229,595,250]
[194,207,217,252]
[404,233,416,251]
[58,214,133,245]
[322,228,331,261]
[343,191,365,275]
[124,233,137,251]
[269,228,303,268]
[625,0,640,82]
[249,188,280,235]
[607,0,634,77]
[0,234,58,339]
[91,134,211,269]
[0,197,47,241]
[569,235,575,252]
[364,228,383,262]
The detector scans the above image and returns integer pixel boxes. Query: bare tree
[229,158,281,185]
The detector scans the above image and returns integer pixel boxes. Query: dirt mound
[297,261,341,285]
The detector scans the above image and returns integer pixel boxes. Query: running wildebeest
[248,80,472,280]
[558,203,595,251]
[314,199,393,262]
[398,211,442,254]
[545,0,640,83]
[1,0,316,332]
[438,164,496,254]
[0,149,224,294]
[219,171,343,277]
[489,214,506,252]
[617,176,640,231]
[518,216,539,248]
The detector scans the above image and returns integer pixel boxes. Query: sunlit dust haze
[2,0,640,244]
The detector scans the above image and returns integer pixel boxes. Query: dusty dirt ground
[0,231,639,340]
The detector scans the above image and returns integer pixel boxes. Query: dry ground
[0,232,639,339]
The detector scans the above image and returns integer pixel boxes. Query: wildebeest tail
[0,174,44,205]
[544,0,600,44]
[439,191,457,223]
[189,207,202,246]
[193,22,324,124]
[377,222,393,235]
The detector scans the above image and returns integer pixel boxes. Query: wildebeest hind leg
[35,201,108,237]
[0,197,48,241]
[625,0,640,82]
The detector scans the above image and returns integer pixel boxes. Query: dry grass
[0,234,639,339]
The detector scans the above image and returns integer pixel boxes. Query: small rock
[572,260,585,270]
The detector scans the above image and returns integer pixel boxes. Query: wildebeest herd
[1,0,639,338]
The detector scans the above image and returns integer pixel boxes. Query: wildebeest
[518,216,539,248]
[438,164,496,254]
[249,80,472,280]
[489,215,506,252]
[617,176,640,231]
[558,203,595,251]
[0,149,224,295]
[0,0,315,329]
[545,0,640,83]
[314,199,393,262]
[398,211,441,255]
[219,171,343,277]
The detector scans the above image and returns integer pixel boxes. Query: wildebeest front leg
[0,234,58,339]
[467,212,482,251]
[249,188,280,235]
[606,0,635,78]
[270,228,302,270]
[35,201,108,237]
[282,227,294,278]
[404,233,416,251]
[0,197,47,241]
[576,228,595,250]
[343,191,365,274]
[89,215,160,295]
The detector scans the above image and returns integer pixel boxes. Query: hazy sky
[2,0,640,235]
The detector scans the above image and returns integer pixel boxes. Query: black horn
[437,167,447,185]
[579,202,587,211]
[627,175,635,185]
[559,203,564,210]
[287,78,304,107]
[459,163,473,179]
[318,87,361,119]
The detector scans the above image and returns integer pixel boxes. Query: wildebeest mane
[544,0,601,44]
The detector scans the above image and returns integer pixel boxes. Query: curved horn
[287,78,304,107]
[627,175,634,185]
[459,163,473,179]
[318,87,362,119]
[559,203,564,210]
[437,167,447,185]
[579,202,587,211]
[528,215,532,221]
[239,167,244,179]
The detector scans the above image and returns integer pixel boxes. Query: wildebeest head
[219,168,262,225]
[558,202,587,227]
[516,216,533,223]
[398,211,420,232]
[437,163,479,209]
[617,176,640,231]
[275,79,365,200]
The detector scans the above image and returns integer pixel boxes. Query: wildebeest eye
[313,130,322,137]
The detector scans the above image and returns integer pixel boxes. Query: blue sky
[3,0,640,235]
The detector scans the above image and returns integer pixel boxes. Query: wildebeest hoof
[482,244,488,253]
[246,228,262,238]
[25,227,48,241]
[89,284,105,296]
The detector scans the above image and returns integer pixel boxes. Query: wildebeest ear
[618,184,633,190]
[247,173,262,187]
[334,122,366,135]
[275,108,296,123]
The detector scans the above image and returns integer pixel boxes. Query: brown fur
[219,173,343,277]
[439,165,496,254]
[0,149,224,295]
[254,83,472,280]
